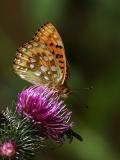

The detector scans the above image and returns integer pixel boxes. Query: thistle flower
[0,141,16,158]
[16,86,72,143]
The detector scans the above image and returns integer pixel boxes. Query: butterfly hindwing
[13,42,63,86]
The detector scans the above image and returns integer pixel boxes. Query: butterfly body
[13,22,70,98]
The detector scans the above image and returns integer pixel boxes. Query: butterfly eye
[62,88,70,98]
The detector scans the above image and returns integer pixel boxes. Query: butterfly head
[58,85,71,98]
[62,88,71,98]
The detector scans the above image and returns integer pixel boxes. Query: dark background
[0,0,120,160]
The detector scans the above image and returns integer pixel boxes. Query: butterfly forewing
[33,23,67,84]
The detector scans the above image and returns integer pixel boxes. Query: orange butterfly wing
[13,23,69,89]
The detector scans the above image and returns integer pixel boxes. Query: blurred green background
[0,0,120,160]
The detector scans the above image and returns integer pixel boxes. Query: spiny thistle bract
[0,109,45,160]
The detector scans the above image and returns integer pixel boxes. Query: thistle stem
[71,130,83,141]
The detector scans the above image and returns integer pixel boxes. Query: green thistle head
[0,108,45,160]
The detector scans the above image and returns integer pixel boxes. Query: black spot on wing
[60,66,64,69]
[56,54,63,58]
[52,51,55,54]
[59,60,64,63]
[56,44,63,49]
[50,43,53,46]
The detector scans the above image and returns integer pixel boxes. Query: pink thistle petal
[16,86,72,143]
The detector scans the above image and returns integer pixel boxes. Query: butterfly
[13,22,70,98]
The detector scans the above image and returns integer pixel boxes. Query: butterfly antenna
[70,86,94,109]
[69,91,88,109]
[72,86,93,92]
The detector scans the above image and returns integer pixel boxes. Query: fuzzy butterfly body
[13,22,70,98]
